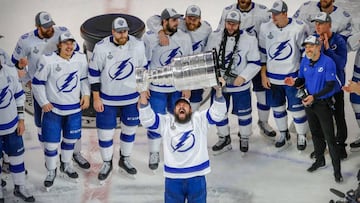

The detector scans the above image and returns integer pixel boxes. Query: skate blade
[44,185,53,192]
[59,172,79,183]
[98,171,113,186]
[240,151,247,157]
[212,145,232,156]
[276,142,291,152]
[118,168,136,180]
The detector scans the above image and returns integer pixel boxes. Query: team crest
[33,47,39,54]
[107,52,113,60]
[108,58,134,80]
[56,71,78,93]
[159,47,182,66]
[0,85,12,110]
[268,40,293,61]
[55,64,62,72]
[267,32,274,39]
[171,130,195,153]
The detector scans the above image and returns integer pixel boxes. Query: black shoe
[258,120,276,138]
[212,135,232,151]
[44,168,57,188]
[119,154,137,175]
[350,138,360,148]
[14,185,35,202]
[310,151,316,159]
[296,134,307,151]
[60,161,79,179]
[73,153,91,169]
[337,143,348,160]
[334,172,343,183]
[307,158,326,172]
[275,130,290,148]
[149,152,160,170]
[239,133,249,153]
[98,160,113,181]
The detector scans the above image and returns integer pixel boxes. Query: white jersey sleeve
[0,48,12,66]
[32,54,50,107]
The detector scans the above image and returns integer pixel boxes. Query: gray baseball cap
[161,8,183,20]
[112,17,130,32]
[35,11,55,28]
[186,5,201,17]
[302,35,320,46]
[225,10,241,24]
[268,0,288,14]
[59,32,75,43]
[311,12,332,23]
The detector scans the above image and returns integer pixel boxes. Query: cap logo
[64,33,71,38]
[273,2,279,8]
[118,19,124,26]
[231,12,237,18]
[316,13,323,18]
[171,8,176,13]
[191,7,197,12]
[43,14,50,21]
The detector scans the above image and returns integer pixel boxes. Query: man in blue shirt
[285,35,343,183]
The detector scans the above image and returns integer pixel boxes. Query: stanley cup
[136,49,220,91]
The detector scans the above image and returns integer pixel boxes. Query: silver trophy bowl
[136,49,220,91]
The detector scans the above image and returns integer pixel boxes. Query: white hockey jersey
[0,64,25,135]
[217,2,271,37]
[0,48,12,66]
[88,35,147,106]
[348,32,360,81]
[205,30,261,92]
[259,18,309,85]
[139,97,226,179]
[146,16,212,54]
[142,29,193,93]
[293,1,353,38]
[11,27,71,83]
[32,51,90,116]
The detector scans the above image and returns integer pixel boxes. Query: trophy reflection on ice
[136,49,222,91]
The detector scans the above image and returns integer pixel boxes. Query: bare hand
[323,33,330,50]
[218,77,225,87]
[42,103,53,112]
[18,58,28,68]
[284,77,295,86]
[139,90,150,106]
[18,69,27,78]
[261,74,271,89]
[93,98,104,112]
[158,30,169,46]
[80,95,90,110]
[233,76,245,86]
[302,95,314,106]
[182,90,191,99]
[343,80,360,95]
[17,119,25,136]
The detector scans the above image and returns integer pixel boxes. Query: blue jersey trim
[88,68,101,77]
[14,90,24,99]
[32,77,46,85]
[0,116,18,130]
[52,102,80,110]
[267,71,298,80]
[164,160,210,174]
[100,92,139,101]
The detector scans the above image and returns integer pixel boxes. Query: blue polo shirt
[299,53,341,99]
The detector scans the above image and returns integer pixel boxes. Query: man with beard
[259,0,309,151]
[285,35,343,183]
[88,17,147,183]
[217,0,277,142]
[32,32,90,190]
[138,84,226,203]
[293,0,353,40]
[142,8,193,171]
[205,10,261,154]
[11,11,91,170]
[146,5,212,110]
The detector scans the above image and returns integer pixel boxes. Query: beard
[320,0,332,9]
[40,27,54,38]
[175,112,192,124]
[238,0,251,10]
[166,24,178,34]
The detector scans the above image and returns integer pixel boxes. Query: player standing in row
[217,0,277,141]
[32,32,90,190]
[293,0,353,40]
[11,11,91,170]
[146,5,212,111]
[206,10,261,154]
[311,12,348,160]
[142,8,193,171]
[0,58,35,202]
[88,17,147,182]
[259,0,309,151]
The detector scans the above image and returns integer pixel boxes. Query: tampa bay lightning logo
[192,40,203,52]
[56,71,78,93]
[268,40,293,61]
[225,52,242,66]
[160,47,183,66]
[108,58,134,80]
[0,85,12,109]
[171,130,195,152]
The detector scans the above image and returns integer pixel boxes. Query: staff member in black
[285,35,343,183]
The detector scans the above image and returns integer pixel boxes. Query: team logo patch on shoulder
[15,46,22,55]
[146,30,154,35]
[225,5,233,10]
[343,11,350,18]
[259,5,266,9]
[171,130,195,152]
[296,20,304,25]
[304,1,311,5]
[21,33,29,40]
[59,27,68,31]
[45,52,52,56]
[294,10,300,18]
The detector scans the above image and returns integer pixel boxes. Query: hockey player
[206,10,261,154]
[345,29,360,150]
[217,0,276,140]
[146,5,212,110]
[293,0,353,40]
[11,11,91,170]
[259,0,309,151]
[285,35,343,183]
[88,17,147,182]
[311,12,348,160]
[32,32,90,190]
[0,61,35,201]
[139,83,226,203]
[142,8,193,171]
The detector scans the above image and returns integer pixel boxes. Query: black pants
[333,90,348,146]
[305,100,341,174]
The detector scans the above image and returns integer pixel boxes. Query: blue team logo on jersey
[108,58,134,80]
[56,71,78,93]
[192,40,203,52]
[160,47,182,66]
[171,130,195,152]
[268,40,293,61]
[0,85,12,110]
[225,52,242,66]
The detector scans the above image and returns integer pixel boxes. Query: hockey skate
[60,161,79,183]
[239,133,249,155]
[275,131,291,151]
[73,153,91,170]
[258,121,276,140]
[149,152,160,172]
[350,138,360,152]
[297,134,307,151]
[212,135,232,156]
[119,154,137,179]
[44,169,57,192]
[98,160,113,185]
[14,185,35,202]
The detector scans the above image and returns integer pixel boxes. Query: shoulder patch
[146,30,154,35]
[97,39,104,45]
[59,26,68,31]
[214,29,221,33]
[293,10,300,18]
[259,5,266,10]
[21,33,29,40]
[225,5,233,10]
[45,52,53,56]
[296,20,304,25]
[304,1,311,5]
[343,11,350,18]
